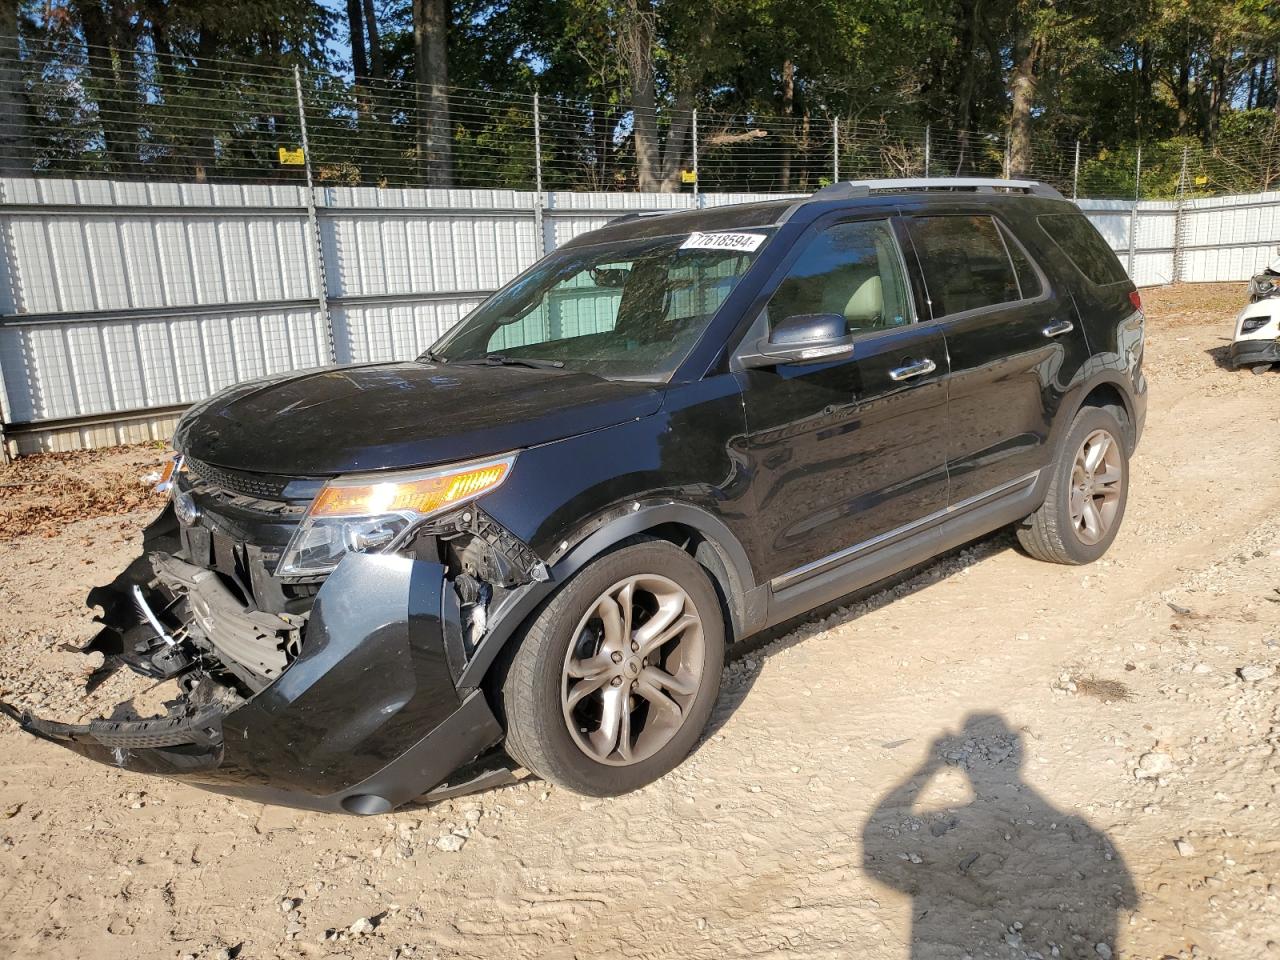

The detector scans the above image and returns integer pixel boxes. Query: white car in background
[1232,251,1280,372]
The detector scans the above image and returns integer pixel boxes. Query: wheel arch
[458,501,765,693]
[1077,381,1135,451]
[1053,373,1138,459]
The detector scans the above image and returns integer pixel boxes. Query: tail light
[1128,290,1142,312]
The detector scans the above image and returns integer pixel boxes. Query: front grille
[186,458,293,501]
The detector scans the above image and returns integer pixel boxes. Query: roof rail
[812,177,1065,201]
[606,209,682,225]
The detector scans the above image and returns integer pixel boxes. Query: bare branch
[703,128,768,147]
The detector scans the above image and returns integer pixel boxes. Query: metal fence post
[0,364,11,462]
[1126,145,1142,278]
[832,118,840,182]
[540,191,555,255]
[529,93,550,256]
[532,92,548,257]
[0,207,11,459]
[1072,140,1080,201]
[532,91,543,194]
[1172,144,1190,283]
[692,107,700,203]
[293,65,336,365]
[924,124,930,177]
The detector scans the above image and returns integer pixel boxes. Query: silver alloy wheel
[561,573,705,766]
[1069,428,1123,545]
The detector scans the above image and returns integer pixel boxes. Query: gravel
[1135,751,1175,779]
[1238,664,1275,682]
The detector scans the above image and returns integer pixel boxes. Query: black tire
[499,540,725,796]
[1016,406,1130,565]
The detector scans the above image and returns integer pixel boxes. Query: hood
[173,361,664,475]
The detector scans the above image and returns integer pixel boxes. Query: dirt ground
[1,282,1279,960]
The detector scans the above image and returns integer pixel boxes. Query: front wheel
[1017,406,1130,565]
[499,541,725,796]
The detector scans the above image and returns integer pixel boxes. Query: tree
[614,0,713,191]
[0,5,31,175]
[5,0,1279,194]
[70,0,143,173]
[363,0,385,84]
[413,0,453,185]
[347,0,370,82]
[1007,5,1039,177]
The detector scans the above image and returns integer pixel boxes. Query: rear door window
[907,215,1022,317]
[1037,213,1129,286]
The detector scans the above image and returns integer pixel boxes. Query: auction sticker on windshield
[681,231,767,252]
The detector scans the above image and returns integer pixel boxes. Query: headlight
[277,453,515,577]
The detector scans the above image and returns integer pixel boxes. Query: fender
[1048,367,1141,462]
[455,500,766,692]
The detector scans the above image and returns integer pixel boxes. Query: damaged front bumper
[1,515,506,814]
[1230,337,1280,368]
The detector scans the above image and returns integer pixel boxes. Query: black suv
[3,178,1146,813]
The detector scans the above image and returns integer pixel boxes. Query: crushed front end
[1231,297,1280,369]
[0,455,547,814]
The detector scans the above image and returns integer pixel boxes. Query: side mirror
[589,266,631,288]
[739,313,855,369]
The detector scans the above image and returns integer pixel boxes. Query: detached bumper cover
[1231,338,1280,367]
[1,553,503,814]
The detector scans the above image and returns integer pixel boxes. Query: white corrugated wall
[0,178,1275,454]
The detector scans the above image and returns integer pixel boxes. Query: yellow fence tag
[278,147,305,166]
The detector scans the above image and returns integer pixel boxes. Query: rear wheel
[1017,406,1129,565]
[500,541,725,796]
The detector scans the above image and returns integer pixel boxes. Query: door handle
[888,358,937,381]
[1042,319,1075,338]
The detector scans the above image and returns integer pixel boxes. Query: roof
[561,199,793,248]
[569,177,1069,248]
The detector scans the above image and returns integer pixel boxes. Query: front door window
[766,219,911,336]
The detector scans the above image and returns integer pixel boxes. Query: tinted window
[999,221,1043,299]
[909,215,1022,317]
[1037,214,1129,286]
[767,220,911,335]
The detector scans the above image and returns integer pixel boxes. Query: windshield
[428,230,772,380]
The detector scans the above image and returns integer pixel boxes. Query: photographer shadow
[861,713,1137,960]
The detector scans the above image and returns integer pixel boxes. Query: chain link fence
[4,37,1280,199]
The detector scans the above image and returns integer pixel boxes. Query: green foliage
[6,0,1280,193]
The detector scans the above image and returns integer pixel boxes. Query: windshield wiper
[457,354,566,370]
